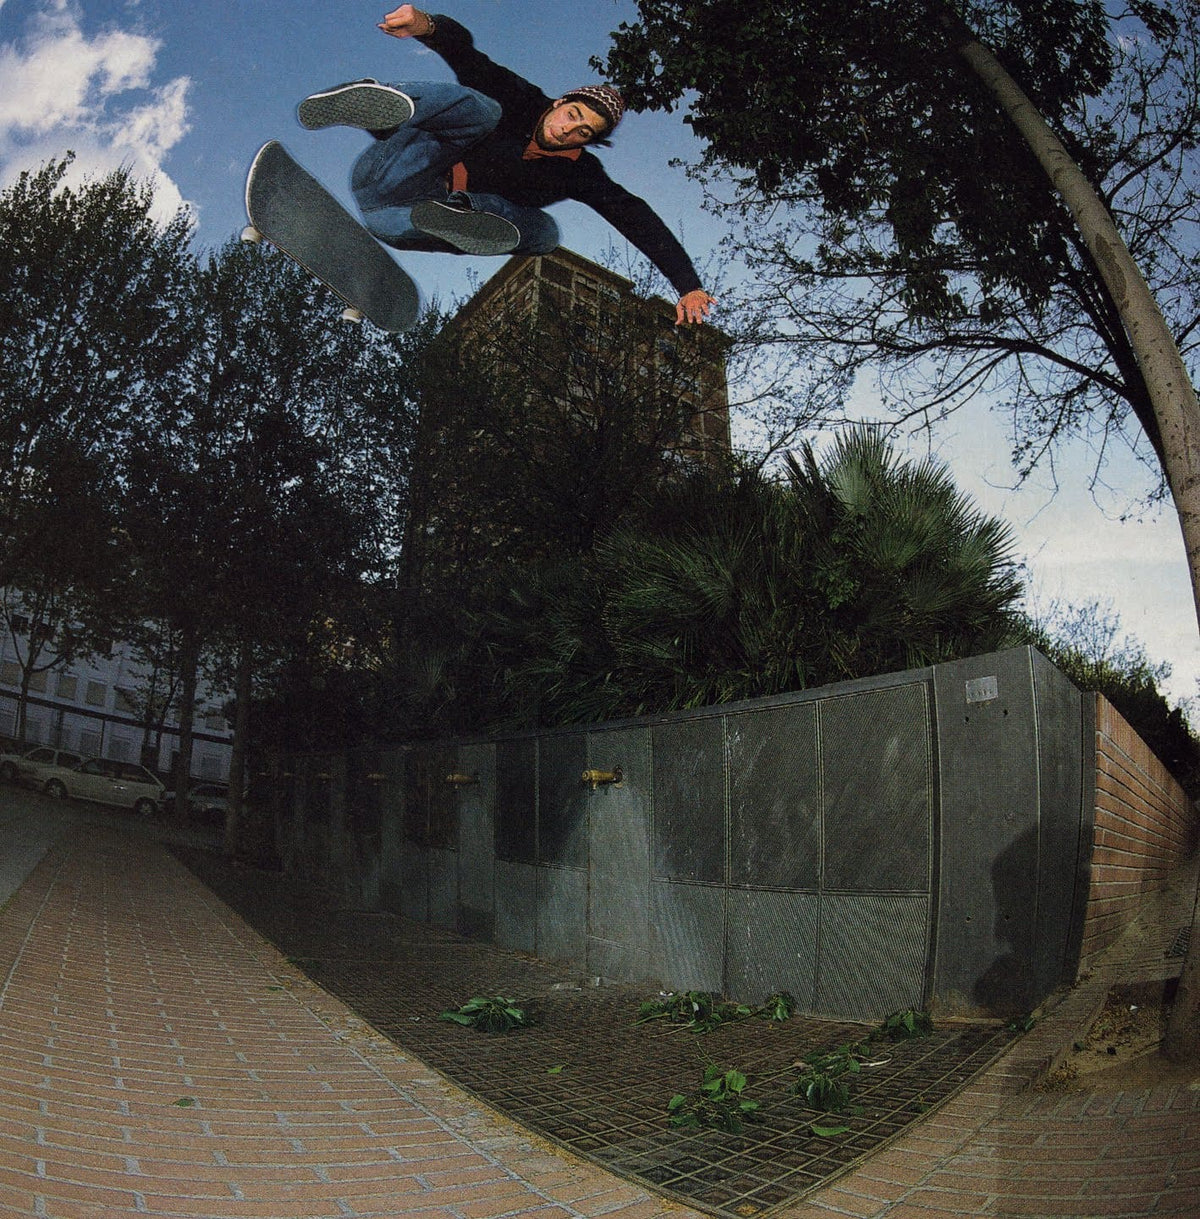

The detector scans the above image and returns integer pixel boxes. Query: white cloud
[0,2,193,224]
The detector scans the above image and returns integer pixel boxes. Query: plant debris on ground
[439,995,528,1033]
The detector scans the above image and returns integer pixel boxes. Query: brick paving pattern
[177,845,1019,1219]
[0,806,1196,1219]
[780,858,1200,1219]
[0,823,700,1219]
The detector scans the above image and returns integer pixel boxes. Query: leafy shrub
[439,996,528,1033]
[636,989,796,1033]
[668,1064,760,1132]
[793,1043,864,1112]
[878,1008,933,1040]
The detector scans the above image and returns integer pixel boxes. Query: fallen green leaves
[668,1064,760,1133]
[637,990,796,1034]
[439,995,528,1033]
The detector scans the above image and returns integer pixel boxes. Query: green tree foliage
[1024,599,1200,794]
[0,154,191,589]
[407,273,729,572]
[596,0,1198,486]
[0,156,194,737]
[387,269,731,737]
[120,237,434,828]
[482,428,1023,727]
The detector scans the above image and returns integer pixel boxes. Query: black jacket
[419,15,703,296]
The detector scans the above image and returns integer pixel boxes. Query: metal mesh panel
[538,734,588,867]
[650,881,724,991]
[652,717,725,882]
[456,746,495,932]
[821,685,933,892]
[302,756,334,824]
[403,747,457,846]
[816,893,930,1018]
[728,704,820,889]
[395,846,429,922]
[725,888,819,1007]
[429,848,458,930]
[344,747,384,836]
[496,738,536,863]
[495,859,537,952]
[536,866,588,963]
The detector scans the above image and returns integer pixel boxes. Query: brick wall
[1079,694,1197,968]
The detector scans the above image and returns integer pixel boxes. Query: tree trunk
[949,27,1200,628]
[171,622,200,820]
[949,24,1200,1062]
[223,640,252,859]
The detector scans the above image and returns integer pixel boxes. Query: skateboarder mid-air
[296,5,717,326]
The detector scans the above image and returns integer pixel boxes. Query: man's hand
[675,289,716,326]
[379,5,434,38]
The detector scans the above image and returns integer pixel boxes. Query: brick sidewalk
[0,824,700,1219]
[781,858,1200,1219]
[1,818,1197,1219]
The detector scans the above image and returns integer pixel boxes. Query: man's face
[535,98,609,149]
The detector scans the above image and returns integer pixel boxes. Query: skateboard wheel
[341,307,365,324]
[240,225,264,244]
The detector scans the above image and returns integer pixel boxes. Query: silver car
[41,758,165,817]
[11,746,84,788]
[0,741,81,780]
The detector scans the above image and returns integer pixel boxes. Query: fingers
[379,5,419,36]
[675,291,717,325]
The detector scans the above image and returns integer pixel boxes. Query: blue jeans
[351,81,560,255]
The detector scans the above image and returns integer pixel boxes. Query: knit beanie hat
[562,84,626,135]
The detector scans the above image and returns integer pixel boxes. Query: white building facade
[0,628,233,783]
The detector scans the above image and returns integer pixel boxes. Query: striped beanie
[562,84,626,135]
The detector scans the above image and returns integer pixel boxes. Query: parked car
[0,744,81,783]
[40,757,165,817]
[158,782,229,825]
[12,746,84,788]
[0,742,32,781]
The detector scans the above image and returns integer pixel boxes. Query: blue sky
[0,0,722,305]
[1,0,1197,710]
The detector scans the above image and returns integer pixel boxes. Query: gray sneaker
[411,198,520,255]
[298,80,414,132]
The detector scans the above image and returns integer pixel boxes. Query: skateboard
[242,140,419,333]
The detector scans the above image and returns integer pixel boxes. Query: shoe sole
[298,84,414,132]
[410,200,520,255]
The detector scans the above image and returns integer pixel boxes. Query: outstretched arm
[676,289,717,326]
[379,5,435,37]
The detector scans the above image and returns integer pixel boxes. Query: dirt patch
[1040,980,1200,1092]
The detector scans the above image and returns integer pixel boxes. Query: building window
[27,670,47,694]
[541,258,572,288]
[0,661,19,686]
[85,681,107,708]
[78,730,101,757]
[115,688,139,714]
[56,674,78,700]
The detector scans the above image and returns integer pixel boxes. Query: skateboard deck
[244,140,418,333]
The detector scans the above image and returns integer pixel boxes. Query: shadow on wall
[973,825,1039,1016]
